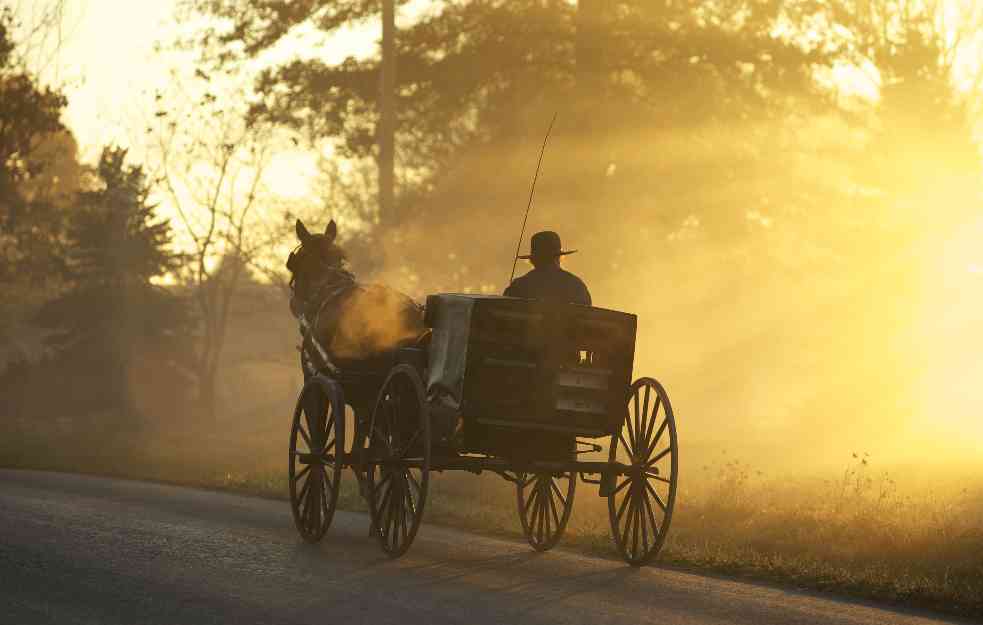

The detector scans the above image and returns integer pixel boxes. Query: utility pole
[379,0,396,226]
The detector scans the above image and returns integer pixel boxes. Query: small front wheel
[289,376,345,543]
[516,472,576,551]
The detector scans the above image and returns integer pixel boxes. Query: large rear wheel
[366,365,431,558]
[608,377,678,566]
[289,376,345,543]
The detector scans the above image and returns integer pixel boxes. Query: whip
[508,112,558,286]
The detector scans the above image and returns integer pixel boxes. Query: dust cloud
[345,111,983,479]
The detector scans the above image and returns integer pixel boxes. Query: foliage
[147,73,279,420]
[37,148,192,417]
[0,5,81,378]
[189,0,838,217]
[0,6,66,205]
[0,6,72,288]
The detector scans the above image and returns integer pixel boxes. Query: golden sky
[19,0,983,464]
[50,0,380,166]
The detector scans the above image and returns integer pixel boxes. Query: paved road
[0,469,969,625]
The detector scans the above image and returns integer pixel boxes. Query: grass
[1,415,981,620]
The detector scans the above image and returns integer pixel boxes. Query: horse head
[287,218,351,305]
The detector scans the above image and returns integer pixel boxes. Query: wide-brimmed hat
[517,231,577,260]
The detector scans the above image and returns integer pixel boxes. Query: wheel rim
[289,377,344,543]
[516,472,576,551]
[608,377,678,565]
[367,365,430,558]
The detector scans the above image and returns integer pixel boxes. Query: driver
[504,231,591,306]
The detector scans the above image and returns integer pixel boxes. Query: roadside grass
[1,417,981,620]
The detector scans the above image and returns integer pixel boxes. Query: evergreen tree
[39,148,192,418]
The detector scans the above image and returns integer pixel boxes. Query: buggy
[289,294,678,565]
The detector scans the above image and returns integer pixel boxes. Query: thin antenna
[508,112,558,286]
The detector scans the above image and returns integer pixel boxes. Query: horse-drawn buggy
[288,288,679,566]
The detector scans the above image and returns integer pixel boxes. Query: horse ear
[296,219,312,243]
[325,219,337,242]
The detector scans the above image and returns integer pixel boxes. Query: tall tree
[379,0,396,224]
[149,76,275,421]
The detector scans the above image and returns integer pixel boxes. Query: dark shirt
[503,266,592,306]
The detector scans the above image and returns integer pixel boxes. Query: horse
[286,218,430,499]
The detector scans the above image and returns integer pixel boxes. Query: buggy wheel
[516,472,576,551]
[289,376,345,543]
[366,364,430,558]
[608,377,678,566]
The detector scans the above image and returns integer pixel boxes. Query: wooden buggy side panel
[424,294,636,456]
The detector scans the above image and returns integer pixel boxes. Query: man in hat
[504,231,592,306]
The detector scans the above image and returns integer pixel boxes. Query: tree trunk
[576,0,605,99]
[571,0,607,219]
[199,365,217,422]
[379,0,397,225]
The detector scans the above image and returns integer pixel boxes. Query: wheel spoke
[618,433,632,457]
[296,421,312,450]
[297,469,313,503]
[523,483,539,517]
[399,487,410,545]
[396,430,421,459]
[383,481,398,545]
[645,471,671,483]
[528,485,539,536]
[543,484,553,540]
[376,475,395,528]
[306,471,321,530]
[405,473,419,519]
[390,478,403,545]
[642,484,660,542]
[376,470,394,492]
[638,384,651,451]
[620,488,636,548]
[641,396,660,452]
[322,465,335,492]
[291,464,311,483]
[645,480,668,513]
[399,478,410,545]
[645,419,669,461]
[646,446,673,467]
[615,483,633,524]
[406,469,421,498]
[628,392,639,453]
[549,478,568,509]
[547,484,562,530]
[320,471,330,525]
[383,493,394,548]
[612,477,631,495]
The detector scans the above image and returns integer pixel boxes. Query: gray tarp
[424,294,479,409]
